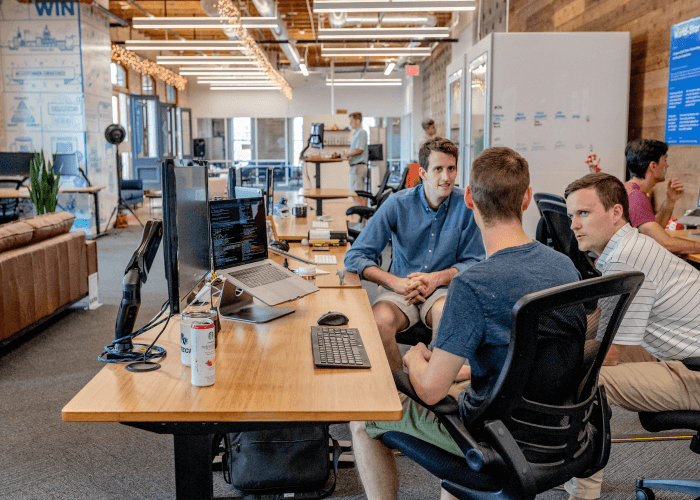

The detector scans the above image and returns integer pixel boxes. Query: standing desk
[62,288,402,500]
[0,186,105,237]
[300,188,355,216]
[274,198,355,241]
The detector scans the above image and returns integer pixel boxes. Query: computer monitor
[162,159,210,315]
[368,144,383,162]
[0,152,34,176]
[310,123,324,149]
[234,186,263,199]
[53,153,80,177]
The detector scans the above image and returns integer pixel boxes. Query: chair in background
[635,361,700,500]
[345,170,395,242]
[0,180,22,224]
[381,271,645,500]
[539,199,601,280]
[120,179,144,207]
[534,193,565,247]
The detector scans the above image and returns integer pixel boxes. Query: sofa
[0,211,96,347]
[121,179,144,207]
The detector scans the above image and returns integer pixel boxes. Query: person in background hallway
[564,172,700,500]
[347,112,368,205]
[418,118,437,150]
[624,138,700,254]
[344,137,485,372]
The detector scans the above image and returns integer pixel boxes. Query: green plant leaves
[28,150,61,215]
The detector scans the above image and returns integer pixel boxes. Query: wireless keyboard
[314,254,337,265]
[312,221,330,228]
[311,327,371,368]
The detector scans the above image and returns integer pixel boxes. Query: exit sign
[406,65,419,76]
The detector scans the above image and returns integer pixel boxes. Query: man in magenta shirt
[624,139,700,255]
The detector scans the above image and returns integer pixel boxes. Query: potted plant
[28,150,61,215]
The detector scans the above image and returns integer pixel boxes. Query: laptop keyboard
[314,254,337,265]
[228,264,291,288]
[311,327,371,368]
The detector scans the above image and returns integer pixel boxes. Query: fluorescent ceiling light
[325,80,402,86]
[132,17,279,29]
[210,86,281,90]
[321,46,431,57]
[180,71,269,76]
[197,75,270,80]
[346,15,432,23]
[157,56,255,65]
[204,81,279,85]
[179,66,265,71]
[384,62,396,75]
[313,1,476,13]
[299,63,309,76]
[326,78,401,82]
[125,40,245,51]
[319,27,450,39]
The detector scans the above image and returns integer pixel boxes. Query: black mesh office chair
[635,360,700,500]
[534,193,565,247]
[381,272,645,500]
[539,199,601,280]
[0,180,23,224]
[345,170,395,242]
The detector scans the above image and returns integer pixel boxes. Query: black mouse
[317,311,349,326]
[269,240,290,252]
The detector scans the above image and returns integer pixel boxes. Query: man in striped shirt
[563,172,700,500]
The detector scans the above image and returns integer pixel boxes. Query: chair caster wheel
[636,487,655,500]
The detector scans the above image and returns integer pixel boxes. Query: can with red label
[190,319,216,387]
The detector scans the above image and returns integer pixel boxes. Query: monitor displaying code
[210,197,267,270]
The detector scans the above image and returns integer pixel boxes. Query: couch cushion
[0,220,34,252]
[24,211,75,243]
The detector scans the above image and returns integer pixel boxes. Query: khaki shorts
[366,392,464,457]
[373,288,449,332]
[349,163,368,192]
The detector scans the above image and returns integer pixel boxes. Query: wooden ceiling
[108,0,453,68]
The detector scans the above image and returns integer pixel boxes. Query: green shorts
[365,392,464,457]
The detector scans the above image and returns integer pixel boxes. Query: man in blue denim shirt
[344,138,485,370]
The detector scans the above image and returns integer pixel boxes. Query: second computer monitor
[0,152,34,176]
[311,123,324,149]
[53,153,80,177]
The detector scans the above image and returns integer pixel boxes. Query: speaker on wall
[193,138,206,158]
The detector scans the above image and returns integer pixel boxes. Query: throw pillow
[24,211,76,243]
[0,220,34,252]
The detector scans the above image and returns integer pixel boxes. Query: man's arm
[655,178,684,228]
[405,268,459,303]
[638,221,700,255]
[403,343,465,405]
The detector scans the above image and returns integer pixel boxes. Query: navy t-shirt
[432,241,584,422]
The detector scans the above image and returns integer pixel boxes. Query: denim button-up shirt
[344,185,485,283]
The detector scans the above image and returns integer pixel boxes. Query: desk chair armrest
[391,370,502,472]
[346,206,376,220]
[354,190,373,200]
[683,357,700,372]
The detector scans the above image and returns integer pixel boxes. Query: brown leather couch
[0,212,96,347]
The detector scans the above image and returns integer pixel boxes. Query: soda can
[179,315,196,366]
[190,319,216,387]
[184,309,220,348]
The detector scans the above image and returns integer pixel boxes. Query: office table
[300,188,356,216]
[62,288,402,500]
[0,186,106,237]
[669,229,700,264]
[275,199,356,241]
[268,243,361,288]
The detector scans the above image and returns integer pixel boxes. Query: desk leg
[93,192,100,236]
[173,434,214,500]
[316,198,323,216]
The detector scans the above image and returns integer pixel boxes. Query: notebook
[210,197,318,306]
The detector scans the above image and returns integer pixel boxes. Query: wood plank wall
[509,0,700,217]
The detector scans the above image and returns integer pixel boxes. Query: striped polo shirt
[595,223,700,360]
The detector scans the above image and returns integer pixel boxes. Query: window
[110,63,127,87]
[362,117,377,141]
[256,118,286,161]
[141,75,155,95]
[231,117,253,162]
[111,92,129,141]
[291,117,303,166]
[166,84,177,103]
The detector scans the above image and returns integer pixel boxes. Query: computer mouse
[269,240,290,252]
[317,311,349,326]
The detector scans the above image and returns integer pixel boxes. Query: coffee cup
[292,203,308,218]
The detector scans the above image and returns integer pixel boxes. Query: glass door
[158,102,176,160]
[446,68,464,177]
[466,53,489,188]
[129,95,160,191]
[179,108,193,159]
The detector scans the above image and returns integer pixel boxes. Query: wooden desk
[268,243,361,288]
[62,288,401,499]
[0,186,106,237]
[669,229,700,264]
[274,199,355,241]
[300,188,355,216]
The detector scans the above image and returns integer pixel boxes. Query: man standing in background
[347,112,368,205]
[418,118,437,150]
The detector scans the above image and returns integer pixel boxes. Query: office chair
[0,180,23,224]
[345,170,396,242]
[381,271,645,500]
[534,192,565,206]
[534,193,565,247]
[539,199,601,280]
[635,358,700,500]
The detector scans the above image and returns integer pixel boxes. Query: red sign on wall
[406,65,419,76]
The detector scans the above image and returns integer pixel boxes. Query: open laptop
[210,197,318,306]
[678,188,700,227]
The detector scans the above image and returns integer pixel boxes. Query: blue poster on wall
[665,16,700,145]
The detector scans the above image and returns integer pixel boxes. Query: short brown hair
[419,137,458,173]
[469,147,530,225]
[349,112,362,122]
[421,118,435,130]
[564,173,630,222]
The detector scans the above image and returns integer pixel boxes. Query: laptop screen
[210,197,268,271]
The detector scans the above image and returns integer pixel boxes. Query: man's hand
[405,272,442,301]
[403,342,432,367]
[455,365,471,382]
[667,178,684,204]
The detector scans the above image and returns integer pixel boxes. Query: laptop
[210,197,318,306]
[678,188,700,227]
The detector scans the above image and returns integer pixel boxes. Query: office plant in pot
[28,150,61,215]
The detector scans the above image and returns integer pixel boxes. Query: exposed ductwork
[199,0,302,70]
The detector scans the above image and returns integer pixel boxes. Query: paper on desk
[315,269,330,275]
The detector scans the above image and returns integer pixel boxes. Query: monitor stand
[218,279,294,323]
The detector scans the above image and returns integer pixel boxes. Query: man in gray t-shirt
[347,112,368,204]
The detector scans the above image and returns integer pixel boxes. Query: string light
[111,44,188,91]
[217,0,292,99]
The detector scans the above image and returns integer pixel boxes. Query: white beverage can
[190,319,216,387]
[180,315,196,366]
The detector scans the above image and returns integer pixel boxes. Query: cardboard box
[86,239,98,277]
